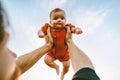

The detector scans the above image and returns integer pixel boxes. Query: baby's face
[50,11,66,29]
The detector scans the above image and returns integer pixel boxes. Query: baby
[38,8,82,80]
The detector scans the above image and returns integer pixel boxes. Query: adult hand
[65,26,72,45]
[45,27,53,45]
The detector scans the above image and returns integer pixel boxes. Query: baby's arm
[65,24,83,35]
[38,30,45,38]
[38,23,50,38]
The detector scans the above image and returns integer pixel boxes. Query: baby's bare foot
[60,72,64,80]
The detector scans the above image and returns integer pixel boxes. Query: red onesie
[41,23,74,61]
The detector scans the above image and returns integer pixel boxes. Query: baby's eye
[53,17,58,20]
[61,17,65,20]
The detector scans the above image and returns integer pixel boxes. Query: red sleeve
[65,23,75,30]
[41,23,50,35]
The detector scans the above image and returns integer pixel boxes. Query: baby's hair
[49,8,66,18]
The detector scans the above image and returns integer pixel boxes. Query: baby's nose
[57,18,62,22]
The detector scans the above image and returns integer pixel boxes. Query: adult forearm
[16,43,52,74]
[68,40,94,73]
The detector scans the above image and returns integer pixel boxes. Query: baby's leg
[60,60,70,80]
[44,55,59,75]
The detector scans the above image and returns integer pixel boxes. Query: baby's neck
[50,26,64,30]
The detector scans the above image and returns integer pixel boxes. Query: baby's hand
[74,27,82,35]
[38,30,45,38]
[71,27,82,35]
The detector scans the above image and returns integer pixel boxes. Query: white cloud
[72,9,107,34]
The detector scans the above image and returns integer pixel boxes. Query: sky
[1,0,120,80]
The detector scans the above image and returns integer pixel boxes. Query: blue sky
[2,0,120,80]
